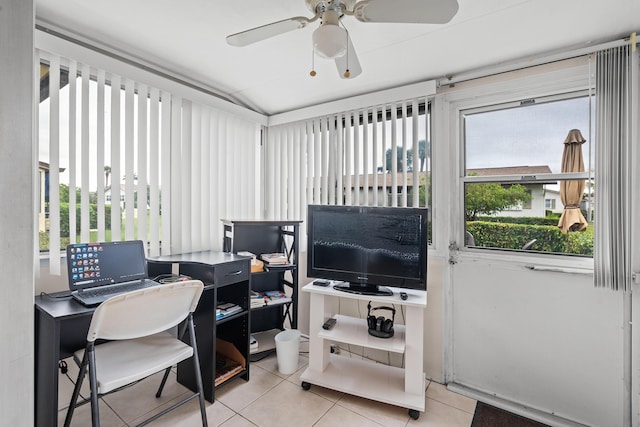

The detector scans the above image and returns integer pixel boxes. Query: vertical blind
[594,44,638,292]
[37,50,261,272]
[265,99,431,243]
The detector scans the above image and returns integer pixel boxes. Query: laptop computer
[66,240,160,306]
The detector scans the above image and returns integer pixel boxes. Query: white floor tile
[425,382,477,414]
[239,380,334,427]
[57,356,474,427]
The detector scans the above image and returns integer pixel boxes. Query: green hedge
[476,216,560,226]
[467,221,593,255]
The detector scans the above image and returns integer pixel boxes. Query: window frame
[459,89,594,257]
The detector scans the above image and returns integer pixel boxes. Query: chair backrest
[87,280,204,342]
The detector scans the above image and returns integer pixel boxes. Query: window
[545,199,556,209]
[38,60,163,254]
[37,50,261,275]
[265,99,433,245]
[462,93,594,256]
[342,102,431,210]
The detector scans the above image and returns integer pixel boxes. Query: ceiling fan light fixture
[313,23,347,59]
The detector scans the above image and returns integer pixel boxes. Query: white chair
[64,280,208,427]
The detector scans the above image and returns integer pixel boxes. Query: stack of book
[216,302,242,320]
[262,290,292,305]
[250,290,266,308]
[260,253,289,266]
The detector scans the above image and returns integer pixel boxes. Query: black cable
[40,291,73,301]
[59,360,88,406]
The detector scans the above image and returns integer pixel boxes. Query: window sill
[457,248,594,275]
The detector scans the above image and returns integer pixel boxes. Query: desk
[35,296,94,427]
[34,251,250,427]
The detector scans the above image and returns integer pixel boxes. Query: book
[262,290,292,305]
[216,302,242,320]
[237,251,256,258]
[250,291,266,308]
[260,253,288,265]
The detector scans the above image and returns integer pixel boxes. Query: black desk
[34,251,250,427]
[34,295,94,427]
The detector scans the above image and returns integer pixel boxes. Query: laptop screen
[66,240,148,291]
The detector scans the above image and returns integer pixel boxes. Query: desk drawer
[214,260,249,286]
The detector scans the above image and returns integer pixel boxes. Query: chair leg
[64,351,89,427]
[155,367,172,398]
[87,345,101,427]
[187,314,208,427]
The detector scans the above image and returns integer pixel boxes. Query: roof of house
[345,171,429,189]
[38,161,66,173]
[466,165,552,176]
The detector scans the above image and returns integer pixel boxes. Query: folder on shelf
[214,338,246,387]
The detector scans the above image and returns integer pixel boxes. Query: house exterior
[37,161,65,232]
[466,165,555,218]
[347,171,428,207]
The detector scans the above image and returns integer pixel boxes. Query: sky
[464,96,594,174]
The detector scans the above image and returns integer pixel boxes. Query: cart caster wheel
[301,381,311,391]
[408,409,420,420]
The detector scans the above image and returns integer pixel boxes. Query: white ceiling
[36,0,640,116]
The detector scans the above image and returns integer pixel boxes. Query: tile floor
[57,339,476,427]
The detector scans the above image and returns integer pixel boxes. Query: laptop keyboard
[79,280,156,300]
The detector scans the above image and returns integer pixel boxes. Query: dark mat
[472,402,551,427]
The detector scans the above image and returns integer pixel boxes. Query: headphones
[367,301,395,338]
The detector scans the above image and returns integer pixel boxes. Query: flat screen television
[307,205,428,296]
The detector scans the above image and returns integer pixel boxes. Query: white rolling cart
[300,282,427,420]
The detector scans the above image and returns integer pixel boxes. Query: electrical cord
[152,274,192,283]
[40,291,73,301]
[58,360,87,406]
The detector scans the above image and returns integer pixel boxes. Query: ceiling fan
[226,0,459,79]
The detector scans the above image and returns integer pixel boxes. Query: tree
[418,139,428,172]
[385,146,413,172]
[417,174,431,207]
[104,165,111,188]
[465,182,531,221]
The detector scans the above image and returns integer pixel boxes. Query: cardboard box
[214,338,246,387]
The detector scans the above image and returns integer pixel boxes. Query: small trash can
[275,329,301,375]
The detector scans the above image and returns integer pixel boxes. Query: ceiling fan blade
[353,0,459,24]
[227,16,314,47]
[335,35,362,79]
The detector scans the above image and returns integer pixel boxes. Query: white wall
[0,0,35,424]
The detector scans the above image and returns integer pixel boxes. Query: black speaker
[367,301,395,338]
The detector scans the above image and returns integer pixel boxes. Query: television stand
[300,283,427,420]
[332,282,393,296]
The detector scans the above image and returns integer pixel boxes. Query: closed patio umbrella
[558,129,588,233]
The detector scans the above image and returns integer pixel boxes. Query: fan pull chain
[310,45,317,77]
[342,21,351,78]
